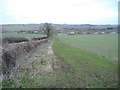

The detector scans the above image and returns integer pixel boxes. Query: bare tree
[42,23,53,38]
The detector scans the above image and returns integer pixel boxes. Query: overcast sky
[0,0,118,24]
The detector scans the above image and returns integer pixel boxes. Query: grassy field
[2,32,46,40]
[2,34,118,88]
[53,38,118,88]
[57,34,118,61]
[2,38,118,88]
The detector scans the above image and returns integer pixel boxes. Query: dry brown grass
[2,40,48,80]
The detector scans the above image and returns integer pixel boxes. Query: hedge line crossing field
[57,34,118,61]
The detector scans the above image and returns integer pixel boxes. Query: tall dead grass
[2,39,48,80]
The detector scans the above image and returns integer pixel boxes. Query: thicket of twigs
[2,37,48,80]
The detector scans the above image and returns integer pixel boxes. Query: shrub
[2,49,16,79]
[32,37,47,41]
[2,37,29,43]
[2,40,43,79]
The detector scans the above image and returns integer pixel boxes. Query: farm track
[2,37,118,88]
[9,40,67,88]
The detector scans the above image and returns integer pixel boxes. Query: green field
[53,36,118,88]
[2,32,46,40]
[2,34,118,88]
[57,34,118,61]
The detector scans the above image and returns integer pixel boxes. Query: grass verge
[53,38,118,88]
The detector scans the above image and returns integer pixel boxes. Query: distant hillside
[1,24,118,32]
[1,24,42,32]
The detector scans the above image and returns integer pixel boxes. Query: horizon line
[0,23,118,25]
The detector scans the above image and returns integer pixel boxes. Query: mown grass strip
[53,38,118,88]
[58,34,118,61]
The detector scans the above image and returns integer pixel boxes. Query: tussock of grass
[53,38,118,88]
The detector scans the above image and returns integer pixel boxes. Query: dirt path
[9,40,62,87]
[2,40,72,88]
